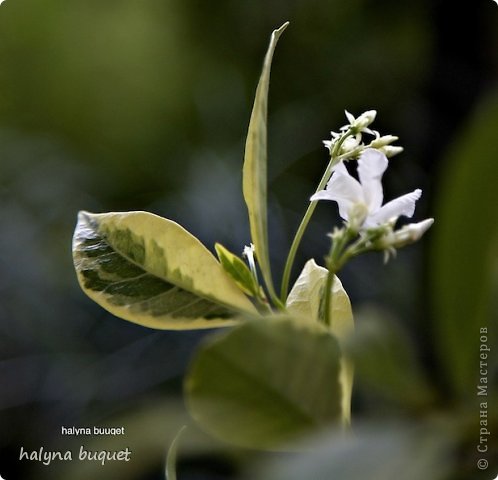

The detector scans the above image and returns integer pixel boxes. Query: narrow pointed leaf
[185,316,342,450]
[243,22,288,300]
[73,211,256,330]
[286,259,354,425]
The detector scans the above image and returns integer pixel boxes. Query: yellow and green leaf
[73,211,256,330]
[286,259,354,425]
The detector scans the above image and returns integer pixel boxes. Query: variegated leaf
[73,211,256,330]
[243,22,288,302]
[286,259,354,425]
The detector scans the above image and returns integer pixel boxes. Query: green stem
[322,228,378,325]
[267,282,285,310]
[323,265,336,327]
[322,228,355,326]
[254,294,275,315]
[280,129,354,302]
[279,201,318,301]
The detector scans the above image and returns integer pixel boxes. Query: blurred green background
[0,0,497,479]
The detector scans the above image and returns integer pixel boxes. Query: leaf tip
[273,22,289,39]
[77,210,95,223]
[278,21,290,31]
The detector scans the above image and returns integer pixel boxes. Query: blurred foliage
[431,93,498,399]
[0,0,497,479]
[251,423,456,480]
[186,317,343,450]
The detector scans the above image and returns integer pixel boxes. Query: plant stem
[267,283,286,310]
[323,265,337,327]
[280,129,354,302]
[322,228,355,326]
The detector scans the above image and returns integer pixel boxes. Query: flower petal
[358,149,388,212]
[310,190,341,201]
[345,110,356,124]
[323,140,333,151]
[310,163,363,220]
[367,189,422,226]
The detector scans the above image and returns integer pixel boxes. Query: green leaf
[165,426,187,480]
[185,316,342,450]
[73,211,256,330]
[286,259,354,425]
[431,93,498,398]
[215,243,259,297]
[243,22,288,303]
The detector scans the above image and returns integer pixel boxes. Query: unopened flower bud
[328,226,346,242]
[380,218,434,249]
[340,134,361,154]
[370,135,399,148]
[356,110,377,131]
[344,110,377,133]
[379,145,404,158]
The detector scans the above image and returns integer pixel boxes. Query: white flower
[311,148,422,229]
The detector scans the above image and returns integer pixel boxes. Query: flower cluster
[324,110,403,159]
[313,113,433,263]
